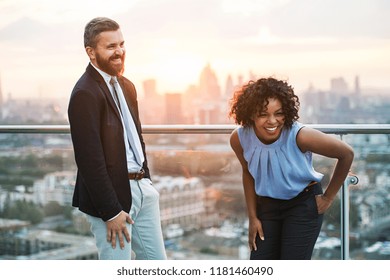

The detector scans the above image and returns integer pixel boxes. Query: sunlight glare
[152,53,205,94]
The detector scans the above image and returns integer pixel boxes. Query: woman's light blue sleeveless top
[237,122,323,199]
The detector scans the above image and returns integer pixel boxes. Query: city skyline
[0,0,389,100]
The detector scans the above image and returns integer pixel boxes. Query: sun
[153,54,205,94]
[129,38,206,95]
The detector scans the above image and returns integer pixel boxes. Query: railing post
[340,174,359,260]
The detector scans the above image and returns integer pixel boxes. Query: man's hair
[84,17,120,48]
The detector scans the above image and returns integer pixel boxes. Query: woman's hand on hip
[315,194,333,214]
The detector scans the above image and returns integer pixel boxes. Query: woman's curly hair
[229,77,300,128]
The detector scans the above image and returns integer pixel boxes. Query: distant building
[330,77,348,94]
[354,75,361,96]
[139,79,165,124]
[153,176,218,231]
[196,64,227,124]
[165,93,184,124]
[140,63,259,125]
[0,218,97,260]
[142,79,158,100]
[33,171,75,206]
[182,84,199,123]
[0,187,35,210]
[301,76,390,124]
[0,97,68,124]
[0,218,30,258]
[198,106,221,124]
[199,64,221,100]
[224,75,234,98]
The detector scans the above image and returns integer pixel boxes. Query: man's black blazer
[68,64,150,221]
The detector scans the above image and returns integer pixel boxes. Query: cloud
[0,17,52,42]
[0,0,140,27]
[264,0,390,39]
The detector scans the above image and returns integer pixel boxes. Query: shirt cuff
[107,211,121,221]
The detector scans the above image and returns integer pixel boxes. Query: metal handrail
[1,123,390,134]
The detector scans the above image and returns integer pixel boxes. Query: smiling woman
[228,77,354,260]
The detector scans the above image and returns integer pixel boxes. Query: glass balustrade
[0,124,389,260]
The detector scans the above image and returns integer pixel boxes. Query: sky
[0,0,389,100]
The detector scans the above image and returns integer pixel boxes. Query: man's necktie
[110,78,121,112]
[110,77,144,166]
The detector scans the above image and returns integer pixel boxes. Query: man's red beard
[95,53,125,76]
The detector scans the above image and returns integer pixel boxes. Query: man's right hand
[105,210,134,249]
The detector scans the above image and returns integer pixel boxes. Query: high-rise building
[330,77,348,94]
[355,75,361,96]
[199,64,221,101]
[143,79,157,99]
[139,79,164,124]
[165,93,183,124]
[224,75,234,98]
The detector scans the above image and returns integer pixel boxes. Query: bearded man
[68,17,166,260]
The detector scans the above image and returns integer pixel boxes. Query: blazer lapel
[86,64,122,120]
[100,82,122,120]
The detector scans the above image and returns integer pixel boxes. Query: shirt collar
[90,62,116,84]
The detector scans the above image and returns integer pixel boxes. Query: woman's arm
[297,126,354,213]
[230,129,264,250]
